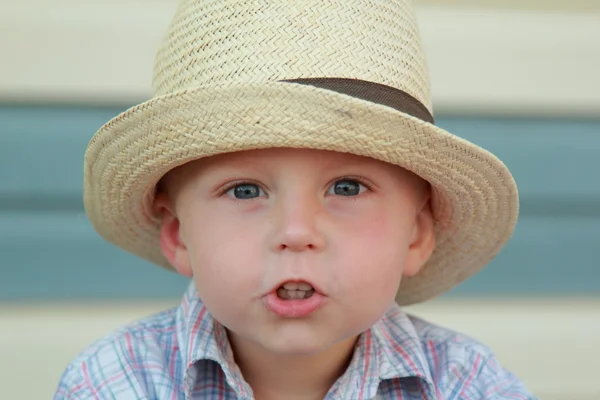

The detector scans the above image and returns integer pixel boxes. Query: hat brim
[83,81,519,305]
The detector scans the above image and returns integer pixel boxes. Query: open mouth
[276,282,315,300]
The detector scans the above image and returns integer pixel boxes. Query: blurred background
[1,0,599,398]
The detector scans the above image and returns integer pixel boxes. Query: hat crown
[152,0,433,113]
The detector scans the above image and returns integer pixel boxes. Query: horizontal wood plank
[1,106,600,213]
[2,3,599,116]
[1,211,598,299]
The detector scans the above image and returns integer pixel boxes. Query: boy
[55,0,537,398]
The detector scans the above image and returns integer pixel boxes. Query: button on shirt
[54,282,537,399]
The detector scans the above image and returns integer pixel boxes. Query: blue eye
[226,183,264,199]
[328,179,366,196]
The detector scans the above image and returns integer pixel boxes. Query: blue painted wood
[0,106,106,205]
[440,117,600,201]
[1,107,600,210]
[1,105,599,299]
[0,212,188,300]
[0,211,598,300]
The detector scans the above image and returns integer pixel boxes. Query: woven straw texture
[83,0,519,305]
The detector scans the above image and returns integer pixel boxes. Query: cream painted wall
[0,1,599,117]
[1,299,599,399]
[415,0,599,12]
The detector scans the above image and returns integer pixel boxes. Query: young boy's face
[155,148,434,357]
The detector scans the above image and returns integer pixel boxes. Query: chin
[264,324,362,358]
[267,338,329,356]
[258,327,337,356]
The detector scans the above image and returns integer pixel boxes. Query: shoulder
[407,313,496,361]
[407,314,538,399]
[53,307,183,400]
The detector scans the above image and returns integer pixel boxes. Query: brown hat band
[283,78,434,124]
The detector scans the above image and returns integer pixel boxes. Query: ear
[402,200,436,278]
[153,192,193,278]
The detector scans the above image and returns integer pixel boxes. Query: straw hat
[83,0,519,305]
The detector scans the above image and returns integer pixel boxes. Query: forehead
[160,147,427,193]
[188,148,385,169]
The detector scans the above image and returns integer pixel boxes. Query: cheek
[181,208,264,309]
[335,207,411,296]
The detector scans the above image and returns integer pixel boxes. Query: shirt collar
[177,282,436,399]
[176,282,253,399]
[330,302,437,399]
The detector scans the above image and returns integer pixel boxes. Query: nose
[270,191,327,253]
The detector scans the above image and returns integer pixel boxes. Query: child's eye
[327,179,367,196]
[226,183,265,199]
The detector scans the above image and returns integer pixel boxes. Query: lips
[262,279,326,318]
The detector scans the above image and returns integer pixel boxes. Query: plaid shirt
[55,282,536,399]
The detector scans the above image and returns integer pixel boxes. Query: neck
[228,332,359,400]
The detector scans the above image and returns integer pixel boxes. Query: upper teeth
[282,282,313,291]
